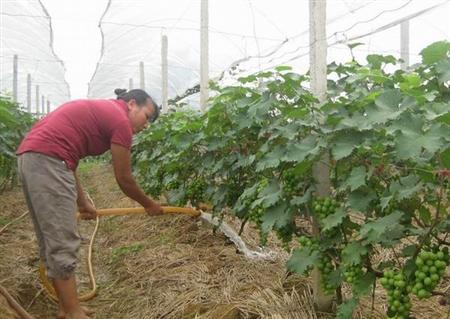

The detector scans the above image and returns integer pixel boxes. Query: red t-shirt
[17,99,133,171]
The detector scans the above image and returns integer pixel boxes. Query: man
[17,89,163,319]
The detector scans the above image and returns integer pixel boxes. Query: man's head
[114,88,160,133]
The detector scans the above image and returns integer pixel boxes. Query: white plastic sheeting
[0,0,70,111]
[87,0,449,106]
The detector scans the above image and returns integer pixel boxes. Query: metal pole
[139,61,145,90]
[200,0,209,111]
[310,0,333,311]
[161,34,168,112]
[47,100,50,114]
[27,74,32,113]
[41,95,45,115]
[13,55,18,102]
[400,20,410,70]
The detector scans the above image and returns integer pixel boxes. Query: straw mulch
[0,162,449,318]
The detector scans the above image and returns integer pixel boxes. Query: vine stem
[390,247,402,268]
[370,280,376,318]
[238,218,248,236]
[413,182,444,261]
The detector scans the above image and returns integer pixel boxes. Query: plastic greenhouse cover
[87,0,448,107]
[0,0,70,111]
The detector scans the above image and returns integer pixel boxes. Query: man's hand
[145,201,164,216]
[79,202,98,220]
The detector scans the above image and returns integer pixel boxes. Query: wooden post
[400,20,410,70]
[129,78,134,90]
[13,54,18,102]
[200,0,209,111]
[27,74,32,113]
[310,0,333,312]
[139,61,145,90]
[35,85,40,115]
[161,34,168,113]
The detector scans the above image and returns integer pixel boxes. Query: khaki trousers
[17,152,80,279]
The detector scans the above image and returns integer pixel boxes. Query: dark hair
[114,88,160,122]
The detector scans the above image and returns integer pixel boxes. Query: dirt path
[0,163,316,319]
[0,163,448,319]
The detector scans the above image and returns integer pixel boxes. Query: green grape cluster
[317,254,336,295]
[247,178,269,224]
[258,178,269,192]
[248,206,263,224]
[297,236,319,274]
[246,178,270,246]
[298,235,319,250]
[298,236,335,294]
[380,270,411,319]
[248,206,267,246]
[186,179,206,204]
[282,168,302,197]
[412,247,449,299]
[343,263,364,284]
[312,197,339,219]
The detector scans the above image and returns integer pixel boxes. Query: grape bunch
[343,263,364,284]
[317,254,337,295]
[248,206,264,224]
[186,178,206,204]
[297,236,319,274]
[312,197,339,219]
[380,270,411,319]
[248,205,267,245]
[247,178,270,245]
[298,235,319,251]
[298,236,336,294]
[282,168,302,197]
[247,178,269,225]
[412,247,449,299]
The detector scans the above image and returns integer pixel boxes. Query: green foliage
[132,41,450,316]
[0,95,34,192]
[111,243,145,262]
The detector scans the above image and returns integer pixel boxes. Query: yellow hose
[84,206,201,218]
[39,206,200,302]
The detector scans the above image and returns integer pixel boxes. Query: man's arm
[110,143,163,215]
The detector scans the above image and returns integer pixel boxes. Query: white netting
[87,0,448,107]
[0,0,70,112]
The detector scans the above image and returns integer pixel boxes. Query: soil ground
[1,163,449,318]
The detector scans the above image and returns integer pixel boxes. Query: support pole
[13,55,18,102]
[161,34,168,113]
[27,74,32,113]
[41,95,45,115]
[47,100,50,114]
[310,0,333,312]
[200,0,209,111]
[35,85,40,115]
[400,20,410,70]
[129,78,134,90]
[139,61,145,90]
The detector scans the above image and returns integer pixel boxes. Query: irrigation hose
[39,206,200,302]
